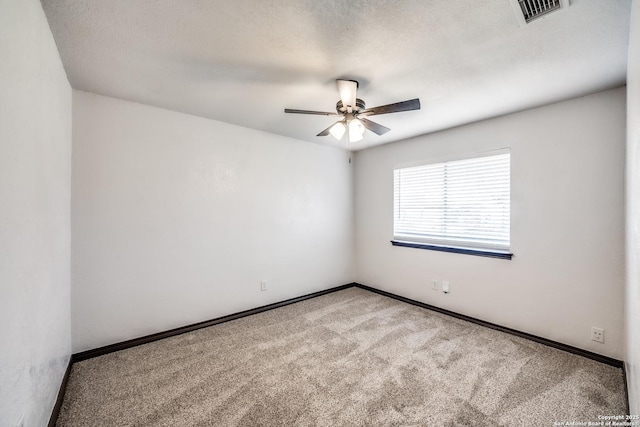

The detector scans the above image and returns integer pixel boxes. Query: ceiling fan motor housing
[336,98,365,114]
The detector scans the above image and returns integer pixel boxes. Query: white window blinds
[393,152,510,252]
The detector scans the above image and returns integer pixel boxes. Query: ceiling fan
[284,79,421,143]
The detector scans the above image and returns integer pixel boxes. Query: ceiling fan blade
[336,79,358,110]
[359,117,391,136]
[317,121,343,137]
[361,98,421,116]
[284,108,339,116]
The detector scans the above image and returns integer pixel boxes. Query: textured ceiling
[41,0,631,151]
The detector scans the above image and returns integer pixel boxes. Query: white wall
[355,88,626,359]
[0,1,72,426]
[71,90,354,353]
[626,0,640,415]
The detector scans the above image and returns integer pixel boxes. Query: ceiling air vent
[518,0,562,23]
[508,0,568,26]
[518,0,562,24]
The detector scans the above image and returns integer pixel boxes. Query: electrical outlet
[442,281,450,294]
[591,327,605,343]
[16,414,24,427]
[260,280,268,291]
[431,280,439,290]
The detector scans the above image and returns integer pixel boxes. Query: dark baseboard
[73,283,355,362]
[354,283,623,368]
[50,280,628,426]
[622,363,630,415]
[48,283,355,426]
[360,281,629,411]
[71,280,626,367]
[47,356,72,427]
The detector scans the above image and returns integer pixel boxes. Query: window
[393,151,511,259]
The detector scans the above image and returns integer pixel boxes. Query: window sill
[390,240,513,260]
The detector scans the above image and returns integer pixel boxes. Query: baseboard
[50,281,628,425]
[354,283,624,368]
[74,281,624,367]
[48,283,355,426]
[622,362,630,415]
[47,356,72,427]
[73,283,355,362]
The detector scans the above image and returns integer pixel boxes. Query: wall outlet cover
[442,281,450,294]
[591,327,604,343]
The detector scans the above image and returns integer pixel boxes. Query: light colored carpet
[56,287,627,426]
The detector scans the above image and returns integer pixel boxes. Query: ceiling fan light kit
[329,122,346,140]
[285,79,421,143]
[348,119,365,142]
